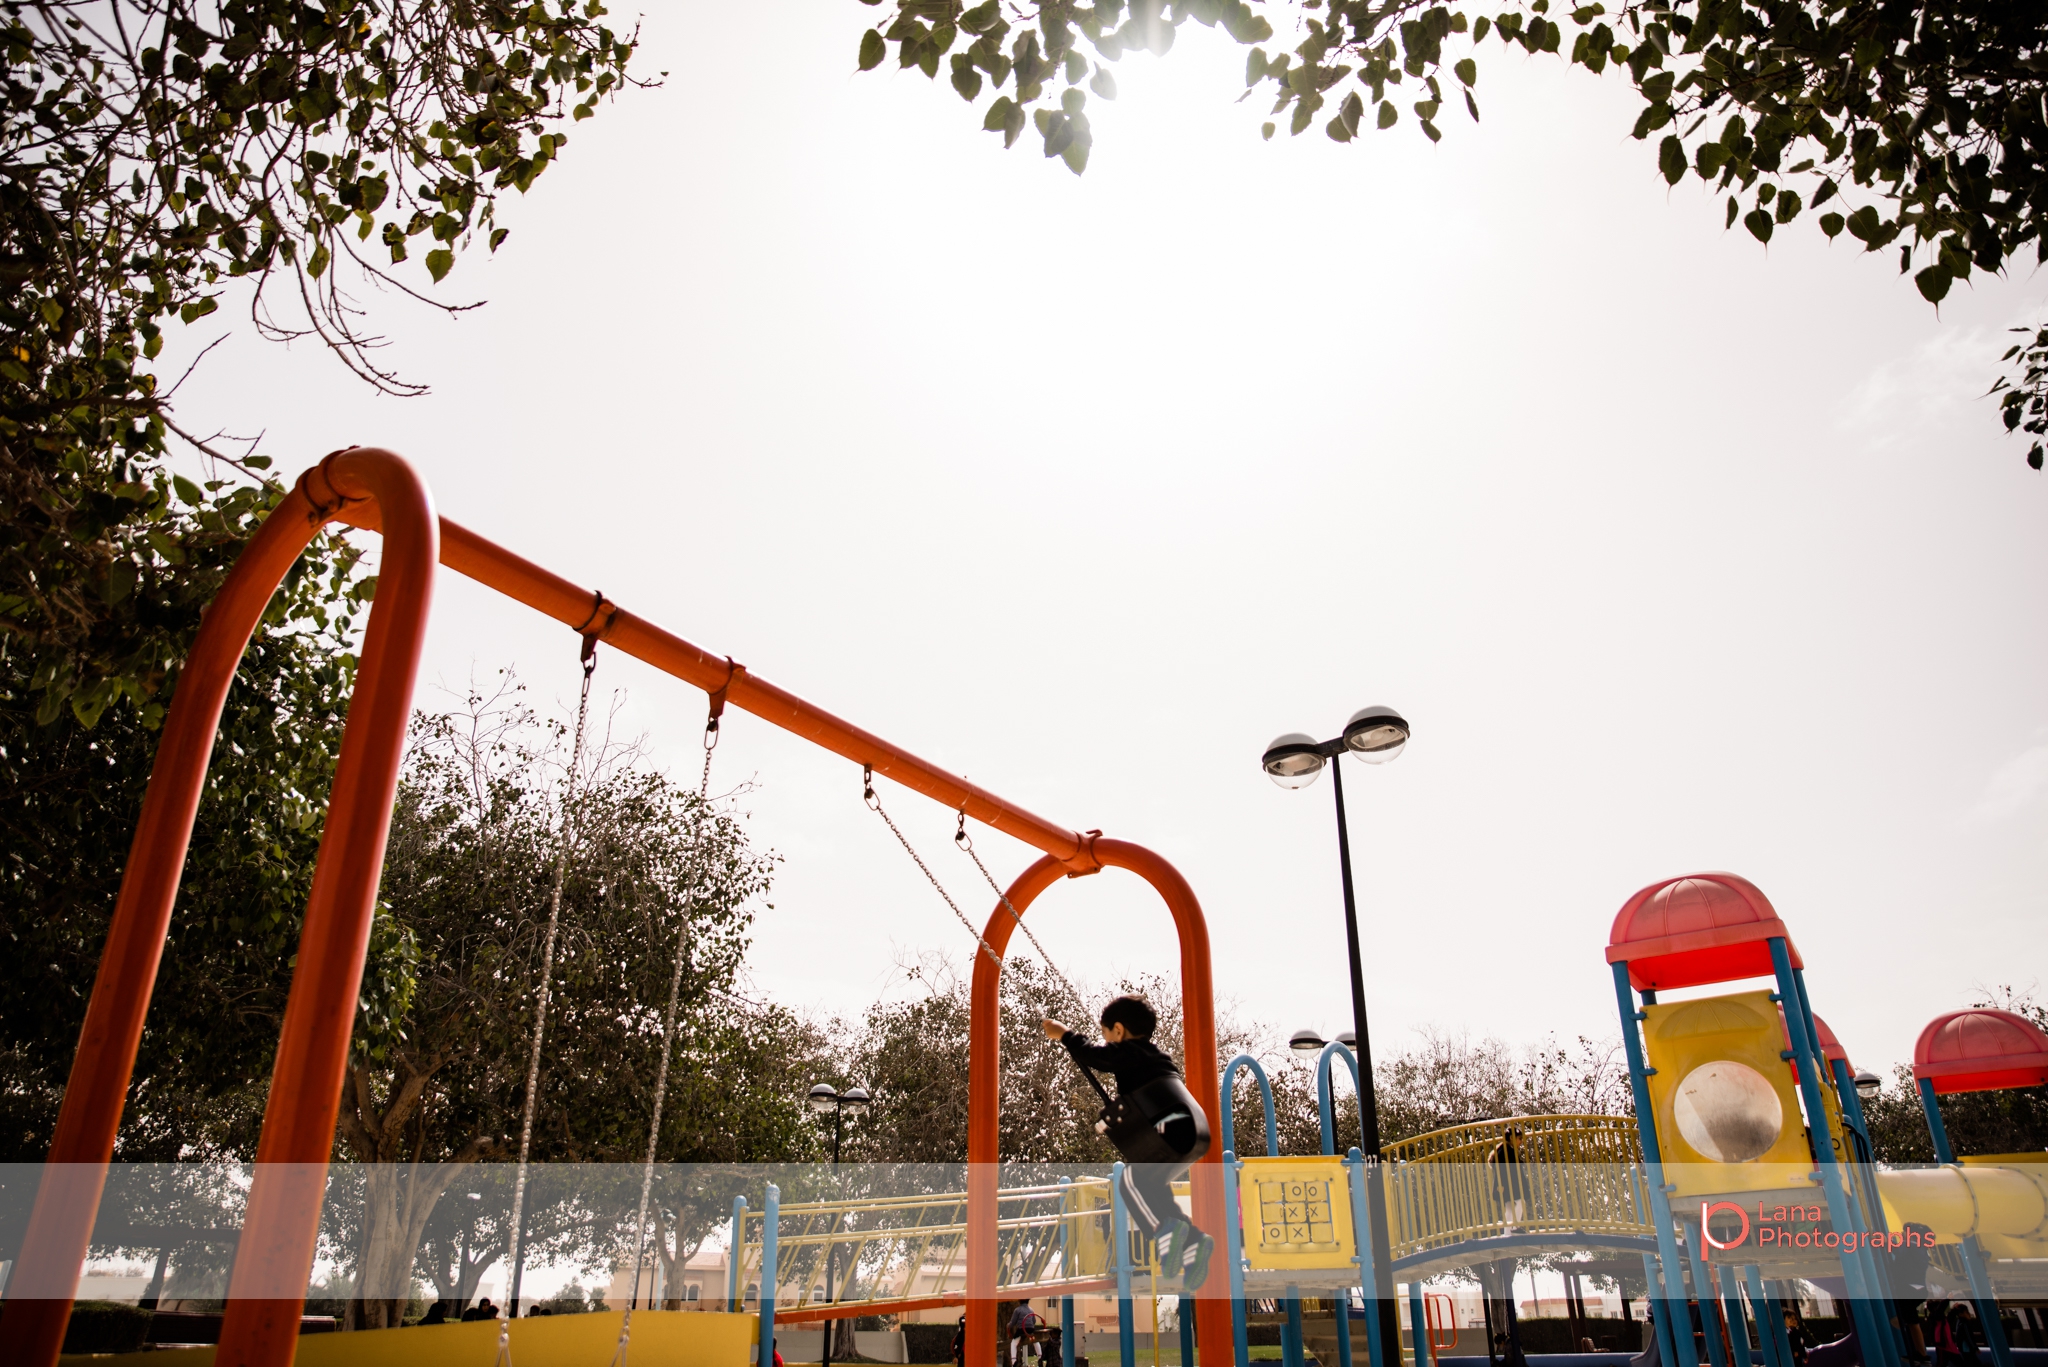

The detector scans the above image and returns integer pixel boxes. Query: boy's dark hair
[1100,995,1158,1039]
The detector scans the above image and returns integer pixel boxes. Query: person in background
[952,1315,967,1367]
[1933,1303,1977,1367]
[1783,1308,1811,1367]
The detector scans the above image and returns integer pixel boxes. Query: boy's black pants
[1119,1162,1189,1243]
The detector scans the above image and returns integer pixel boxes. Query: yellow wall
[61,1309,758,1367]
[1641,990,1817,1197]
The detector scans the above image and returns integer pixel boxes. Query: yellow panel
[61,1310,760,1367]
[1237,1156,1357,1272]
[1642,990,1819,1197]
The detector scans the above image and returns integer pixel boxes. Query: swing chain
[954,810,1085,1012]
[615,682,726,1366]
[500,626,601,1366]
[863,770,1002,971]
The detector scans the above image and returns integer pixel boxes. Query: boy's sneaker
[1155,1221,1189,1270]
[1178,1231,1216,1290]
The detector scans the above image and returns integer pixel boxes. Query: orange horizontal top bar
[336,507,1092,869]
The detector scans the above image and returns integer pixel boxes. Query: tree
[0,516,377,1167]
[854,0,2048,468]
[2,0,640,1174]
[333,681,780,1329]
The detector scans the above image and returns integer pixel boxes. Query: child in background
[1043,995,1215,1288]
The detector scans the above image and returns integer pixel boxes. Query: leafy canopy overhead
[2,0,640,731]
[855,0,2048,468]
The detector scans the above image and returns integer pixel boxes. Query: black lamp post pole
[1327,755,1402,1367]
[824,1103,843,1367]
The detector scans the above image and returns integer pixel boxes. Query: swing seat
[1099,1074,1211,1170]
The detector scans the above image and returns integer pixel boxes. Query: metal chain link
[954,812,1086,1011]
[863,769,1084,1013]
[864,767,1005,973]
[499,630,601,1365]
[612,709,722,1367]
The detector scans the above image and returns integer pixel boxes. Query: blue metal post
[1408,1283,1428,1367]
[1916,1078,2015,1367]
[1224,1055,1279,1367]
[1831,1057,1887,1227]
[1346,1149,1389,1367]
[1768,941,1890,1365]
[1284,1291,1305,1367]
[1059,1177,1077,1367]
[1613,963,1698,1367]
[1711,1263,1753,1367]
[729,1196,749,1312]
[758,1183,780,1367]
[1112,1161,1137,1367]
[1641,1254,1685,1367]
[1679,1230,1730,1367]
[1741,1267,1784,1367]
[1320,1046,1365,1367]
[1224,1150,1250,1367]
[1791,969,1900,1367]
[1181,1296,1196,1367]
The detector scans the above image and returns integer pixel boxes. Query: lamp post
[807,1084,870,1367]
[1263,706,1410,1367]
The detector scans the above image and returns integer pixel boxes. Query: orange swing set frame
[0,449,1230,1367]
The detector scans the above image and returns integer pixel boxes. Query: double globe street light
[1262,706,1410,1367]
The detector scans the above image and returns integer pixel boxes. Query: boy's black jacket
[1057,1031,1180,1095]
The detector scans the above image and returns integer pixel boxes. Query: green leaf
[1261,121,1276,140]
[1658,135,1684,185]
[1091,67,1118,98]
[307,242,330,278]
[426,248,454,282]
[951,54,983,100]
[490,227,510,252]
[1913,263,1952,304]
[1725,197,1739,229]
[1742,208,1773,243]
[983,97,1017,133]
[1377,100,1397,129]
[1819,212,1845,239]
[178,296,218,324]
[1246,48,1268,84]
[1454,58,1476,86]
[859,29,887,70]
[172,474,203,506]
[1773,190,1802,224]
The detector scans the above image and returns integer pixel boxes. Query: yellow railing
[735,1180,1120,1314]
[1383,1115,1653,1261]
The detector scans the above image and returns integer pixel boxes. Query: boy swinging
[1042,995,1216,1288]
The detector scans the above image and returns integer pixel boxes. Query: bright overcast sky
[170,0,2046,1084]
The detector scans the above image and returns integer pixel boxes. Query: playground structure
[3,454,2047,1367]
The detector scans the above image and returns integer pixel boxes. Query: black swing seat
[1098,1074,1212,1170]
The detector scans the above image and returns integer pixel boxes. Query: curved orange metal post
[0,450,437,1367]
[966,840,1227,1367]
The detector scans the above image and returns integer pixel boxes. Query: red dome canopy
[1606,873,1802,991]
[1912,1010,2048,1095]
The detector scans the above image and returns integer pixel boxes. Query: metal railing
[734,1179,1122,1315]
[1382,1115,1653,1261]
